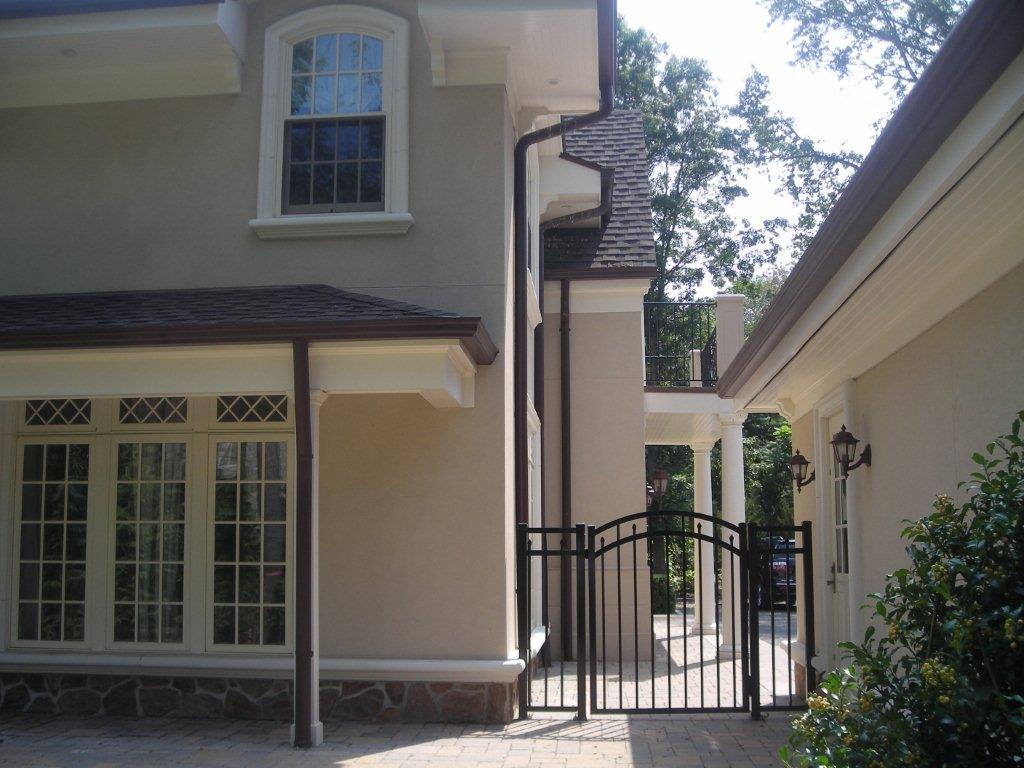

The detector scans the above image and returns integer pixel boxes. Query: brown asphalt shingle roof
[0,284,498,363]
[544,110,657,276]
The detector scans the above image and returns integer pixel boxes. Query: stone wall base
[0,673,516,724]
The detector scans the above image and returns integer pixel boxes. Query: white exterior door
[825,413,850,667]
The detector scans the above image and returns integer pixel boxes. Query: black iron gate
[516,513,814,719]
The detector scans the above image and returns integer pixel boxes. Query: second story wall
[0,0,511,339]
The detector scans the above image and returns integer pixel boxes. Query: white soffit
[738,55,1024,419]
[418,0,599,113]
[0,340,476,409]
[0,0,247,108]
[644,394,738,446]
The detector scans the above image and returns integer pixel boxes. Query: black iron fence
[644,301,717,388]
[516,514,815,721]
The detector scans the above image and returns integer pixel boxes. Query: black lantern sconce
[650,468,669,501]
[830,424,871,479]
[788,449,815,493]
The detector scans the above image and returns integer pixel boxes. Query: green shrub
[783,412,1024,767]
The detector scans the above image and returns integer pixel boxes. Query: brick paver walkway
[0,712,793,767]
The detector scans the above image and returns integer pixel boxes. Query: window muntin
[16,443,89,642]
[25,399,91,427]
[283,32,386,214]
[118,397,187,425]
[112,441,187,644]
[216,395,289,424]
[211,440,288,646]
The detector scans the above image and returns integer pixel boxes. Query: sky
[618,0,896,293]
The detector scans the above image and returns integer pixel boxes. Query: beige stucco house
[0,0,760,745]
[717,0,1024,691]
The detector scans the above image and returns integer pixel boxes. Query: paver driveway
[0,712,793,767]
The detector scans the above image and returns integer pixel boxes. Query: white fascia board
[0,340,477,409]
[644,391,732,416]
[0,652,525,683]
[0,2,230,38]
[543,278,650,314]
[539,154,601,218]
[736,53,1024,415]
[310,340,476,409]
[0,345,294,400]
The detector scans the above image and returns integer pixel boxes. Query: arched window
[252,5,411,238]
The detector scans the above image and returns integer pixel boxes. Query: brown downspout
[514,0,616,534]
[292,340,315,748]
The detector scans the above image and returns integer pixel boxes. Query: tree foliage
[783,414,1024,767]
[759,0,968,99]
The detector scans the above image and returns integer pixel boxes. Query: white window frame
[204,433,295,654]
[9,435,107,650]
[4,397,294,657]
[250,4,412,239]
[105,434,194,651]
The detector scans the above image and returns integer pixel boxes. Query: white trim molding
[250,4,412,240]
[543,279,650,315]
[0,340,477,409]
[0,652,526,683]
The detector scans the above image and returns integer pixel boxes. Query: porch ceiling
[0,1,246,108]
[644,391,733,446]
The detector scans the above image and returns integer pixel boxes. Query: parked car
[754,537,797,609]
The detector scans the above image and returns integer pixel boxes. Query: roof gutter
[514,0,616,530]
[716,0,1024,401]
[0,317,498,365]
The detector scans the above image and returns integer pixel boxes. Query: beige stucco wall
[852,261,1024,601]
[793,261,1024,665]
[0,0,509,335]
[0,0,519,665]
[542,305,650,659]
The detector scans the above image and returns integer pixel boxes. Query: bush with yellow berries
[781,412,1024,767]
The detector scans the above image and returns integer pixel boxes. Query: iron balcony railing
[644,301,717,388]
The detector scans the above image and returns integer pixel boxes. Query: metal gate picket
[517,515,814,720]
[747,521,815,719]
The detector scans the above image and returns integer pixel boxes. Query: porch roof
[0,284,497,365]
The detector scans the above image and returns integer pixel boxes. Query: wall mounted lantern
[830,424,871,478]
[788,450,815,493]
[650,468,669,500]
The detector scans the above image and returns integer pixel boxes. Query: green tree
[616,19,787,299]
[759,0,968,99]
[731,263,792,335]
[783,414,1024,766]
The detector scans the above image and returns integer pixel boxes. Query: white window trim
[204,433,295,654]
[4,399,294,657]
[249,4,412,240]
[104,434,193,652]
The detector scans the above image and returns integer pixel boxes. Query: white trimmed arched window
[251,5,411,238]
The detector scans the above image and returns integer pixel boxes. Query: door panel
[826,413,850,667]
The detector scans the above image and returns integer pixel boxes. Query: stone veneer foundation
[0,674,516,724]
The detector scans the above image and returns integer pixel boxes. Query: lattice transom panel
[216,395,289,424]
[119,397,188,425]
[25,399,92,427]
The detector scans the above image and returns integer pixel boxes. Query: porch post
[719,412,746,657]
[690,444,717,635]
[292,339,325,748]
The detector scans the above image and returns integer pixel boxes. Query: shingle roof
[0,284,497,363]
[544,110,657,276]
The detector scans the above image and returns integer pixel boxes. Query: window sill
[249,212,414,240]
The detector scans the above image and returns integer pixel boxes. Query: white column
[293,391,327,747]
[719,412,746,657]
[309,391,327,745]
[690,444,717,635]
